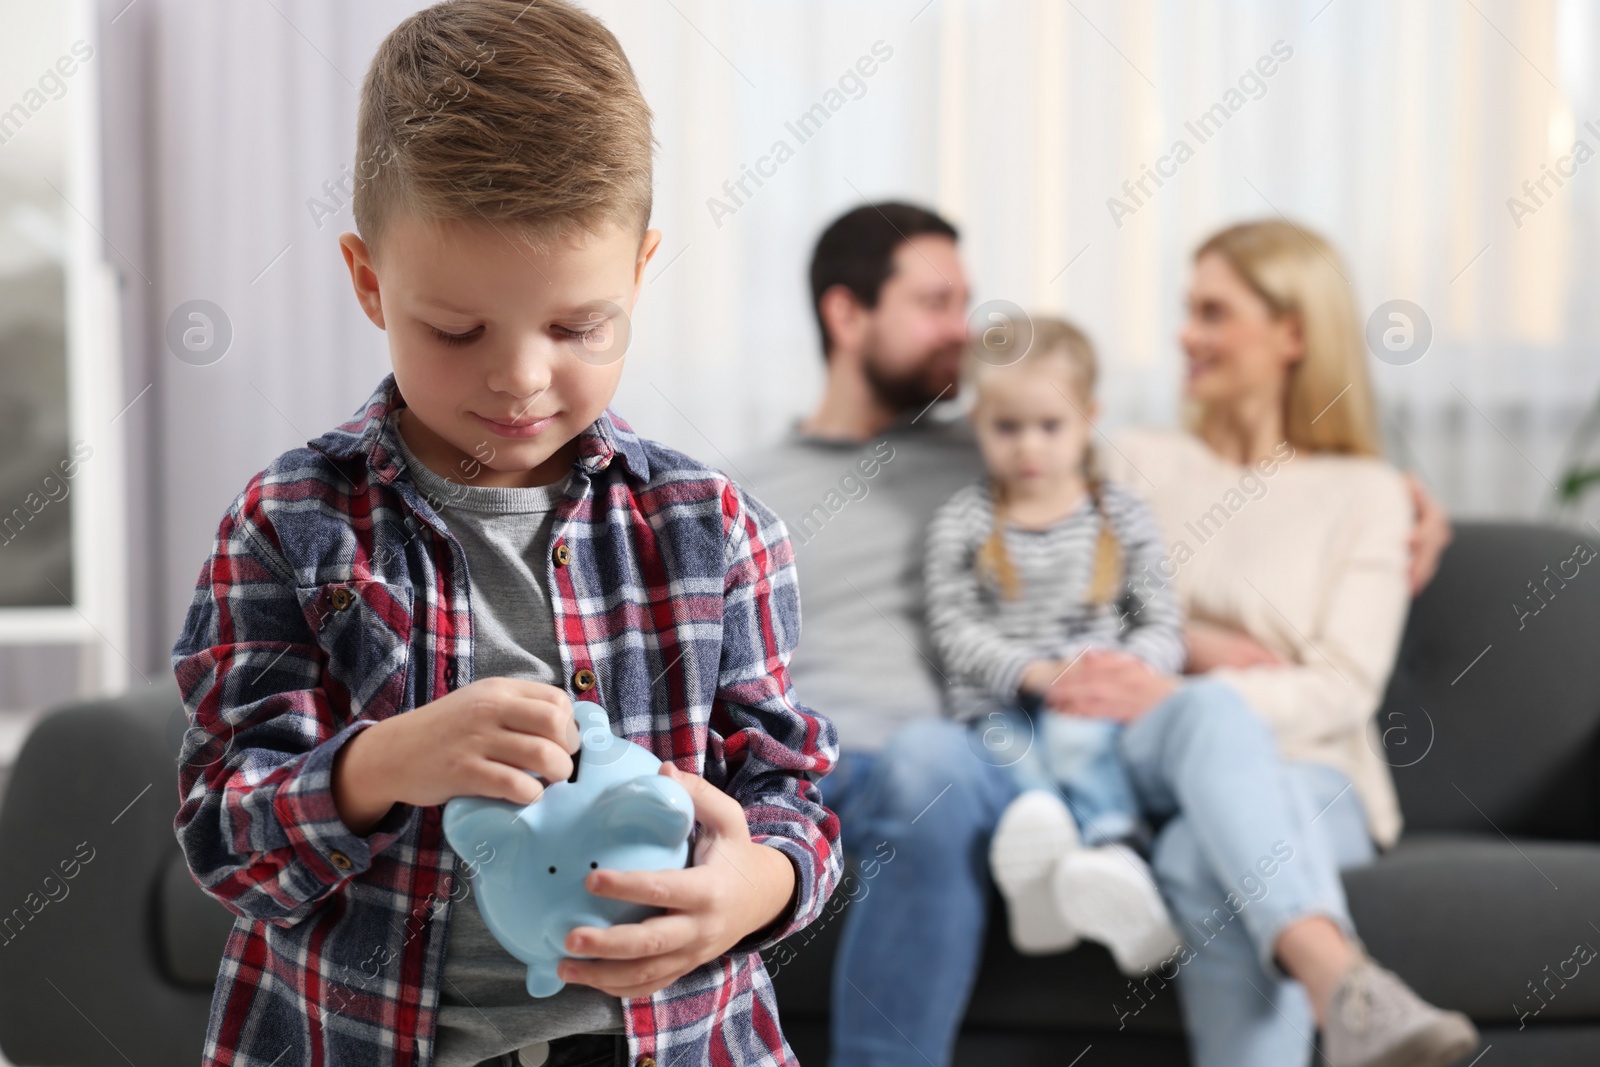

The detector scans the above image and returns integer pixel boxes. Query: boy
[170,3,839,1066]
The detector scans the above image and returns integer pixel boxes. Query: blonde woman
[1045,220,1477,1067]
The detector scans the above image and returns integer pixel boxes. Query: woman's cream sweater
[1103,427,1412,849]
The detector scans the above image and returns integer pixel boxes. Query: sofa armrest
[0,682,218,1067]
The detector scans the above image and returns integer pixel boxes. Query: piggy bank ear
[591,776,694,847]
[442,795,521,862]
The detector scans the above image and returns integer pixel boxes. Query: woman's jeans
[1123,679,1376,1067]
[821,679,1375,1067]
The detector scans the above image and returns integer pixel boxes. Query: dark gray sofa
[770,521,1600,1066]
[2,522,1598,1066]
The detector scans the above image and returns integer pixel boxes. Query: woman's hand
[1042,649,1178,723]
[554,763,797,999]
[1183,621,1283,673]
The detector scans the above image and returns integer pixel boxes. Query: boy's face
[340,214,661,489]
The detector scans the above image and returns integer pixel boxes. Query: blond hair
[965,317,1124,606]
[352,0,655,259]
[1191,220,1379,456]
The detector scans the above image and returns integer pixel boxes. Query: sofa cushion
[1345,833,1600,1023]
[963,893,1184,1035]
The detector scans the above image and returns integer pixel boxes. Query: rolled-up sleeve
[710,479,841,952]
[171,485,417,929]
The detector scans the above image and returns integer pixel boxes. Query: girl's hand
[1017,657,1071,697]
[1043,649,1177,723]
[555,763,797,998]
[1183,621,1283,673]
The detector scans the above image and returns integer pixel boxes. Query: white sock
[989,790,1082,955]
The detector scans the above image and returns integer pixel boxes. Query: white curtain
[96,0,1600,682]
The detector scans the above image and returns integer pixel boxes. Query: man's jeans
[820,680,1375,1067]
[817,721,1021,1067]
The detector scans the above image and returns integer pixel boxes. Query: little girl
[923,315,1185,975]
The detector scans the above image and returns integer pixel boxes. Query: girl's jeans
[990,692,1142,845]
[820,678,1375,1067]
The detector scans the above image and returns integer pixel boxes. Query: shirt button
[444,660,457,687]
[329,587,354,611]
[553,542,571,566]
[329,850,353,871]
[636,1058,655,1067]
[572,668,596,692]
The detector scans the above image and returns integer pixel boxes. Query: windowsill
[0,712,43,876]
[0,708,43,771]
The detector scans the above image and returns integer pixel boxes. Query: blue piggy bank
[441,701,694,997]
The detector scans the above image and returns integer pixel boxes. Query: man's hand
[1184,620,1284,673]
[556,763,798,999]
[1042,649,1177,723]
[1404,471,1452,596]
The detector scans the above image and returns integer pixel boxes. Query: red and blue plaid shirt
[171,373,840,1067]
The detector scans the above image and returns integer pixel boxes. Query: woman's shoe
[989,790,1082,954]
[1322,958,1479,1067]
[1051,842,1183,976]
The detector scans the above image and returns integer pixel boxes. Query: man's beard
[861,337,964,414]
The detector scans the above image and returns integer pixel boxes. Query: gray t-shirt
[396,433,625,1067]
[736,408,986,753]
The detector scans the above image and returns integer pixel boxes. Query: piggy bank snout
[590,776,695,848]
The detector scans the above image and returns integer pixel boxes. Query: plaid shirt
[171,373,840,1067]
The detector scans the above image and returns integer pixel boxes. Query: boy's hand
[556,762,798,999]
[333,677,581,834]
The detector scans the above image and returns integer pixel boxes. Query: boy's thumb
[658,762,743,836]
